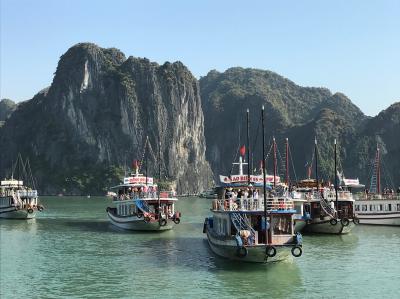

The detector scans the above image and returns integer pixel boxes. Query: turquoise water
[1,197,399,298]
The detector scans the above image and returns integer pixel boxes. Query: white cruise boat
[106,166,181,231]
[0,179,43,219]
[355,194,400,226]
[354,146,400,226]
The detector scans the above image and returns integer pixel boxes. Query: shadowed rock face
[0,43,212,195]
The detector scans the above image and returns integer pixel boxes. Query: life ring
[237,246,248,258]
[27,208,34,214]
[329,218,338,226]
[137,213,143,218]
[291,246,302,257]
[353,217,360,225]
[341,218,350,227]
[173,217,180,224]
[159,218,167,227]
[266,246,277,258]
[144,216,151,223]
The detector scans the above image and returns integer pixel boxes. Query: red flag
[239,145,246,157]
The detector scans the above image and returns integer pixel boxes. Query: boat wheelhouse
[106,168,181,231]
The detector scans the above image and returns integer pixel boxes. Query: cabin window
[362,205,367,211]
[397,204,400,211]
[379,204,383,211]
[369,205,374,211]
[385,204,391,211]
[271,215,292,235]
[355,205,360,211]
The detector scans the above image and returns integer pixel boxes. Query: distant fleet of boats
[1,107,399,264]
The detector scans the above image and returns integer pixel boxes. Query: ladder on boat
[230,213,256,245]
[318,194,337,219]
[135,199,151,213]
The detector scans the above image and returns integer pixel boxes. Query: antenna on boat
[334,139,338,209]
[246,108,251,185]
[314,138,319,190]
[261,105,268,245]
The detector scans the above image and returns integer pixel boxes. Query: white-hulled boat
[354,145,400,226]
[0,179,43,219]
[355,194,400,226]
[106,167,181,231]
[204,157,303,263]
[300,187,358,234]
[203,107,303,263]
[295,139,358,234]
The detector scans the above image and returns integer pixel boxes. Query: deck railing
[16,190,38,198]
[113,191,176,201]
[213,198,294,212]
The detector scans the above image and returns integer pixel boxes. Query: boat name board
[123,177,153,185]
[220,175,280,184]
[343,178,360,186]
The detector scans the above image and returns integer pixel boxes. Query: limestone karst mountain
[0,43,212,194]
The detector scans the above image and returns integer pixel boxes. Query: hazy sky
[1,0,399,116]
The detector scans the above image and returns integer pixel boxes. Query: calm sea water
[1,197,399,299]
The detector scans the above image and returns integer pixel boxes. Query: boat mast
[158,141,161,212]
[314,138,319,190]
[145,144,148,185]
[246,108,251,185]
[376,144,381,194]
[286,138,290,188]
[273,137,277,189]
[334,139,338,209]
[261,105,268,244]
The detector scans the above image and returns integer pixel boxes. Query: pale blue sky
[1,0,399,116]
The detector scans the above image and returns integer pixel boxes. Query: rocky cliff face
[200,67,366,180]
[0,43,212,194]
